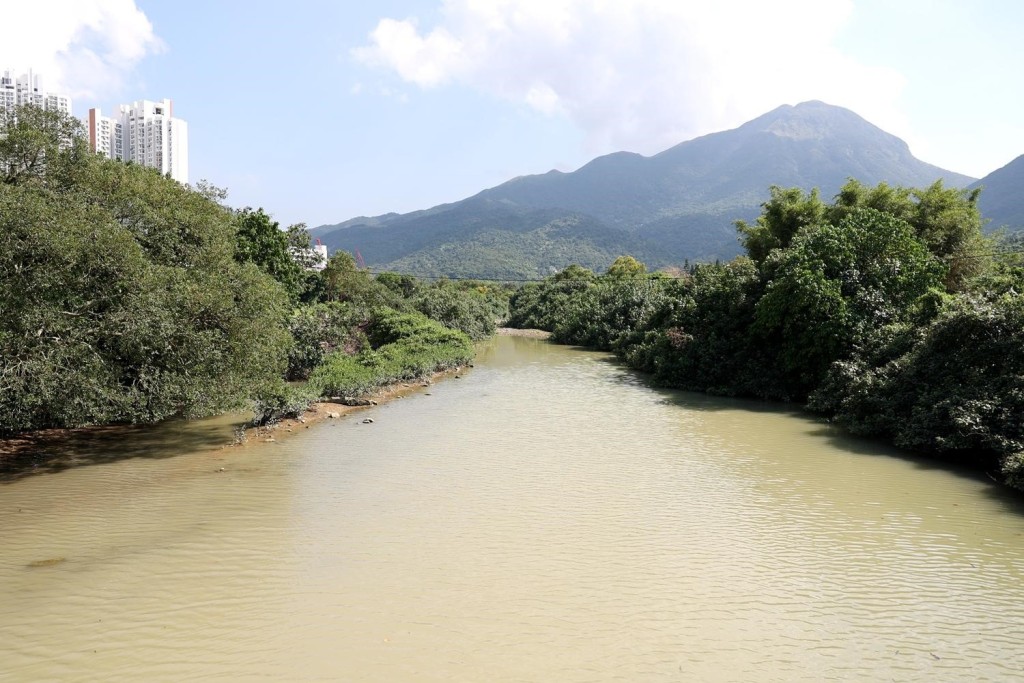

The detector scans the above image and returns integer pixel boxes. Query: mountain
[315,101,976,278]
[970,155,1024,232]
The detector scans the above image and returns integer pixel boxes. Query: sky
[3,0,1023,229]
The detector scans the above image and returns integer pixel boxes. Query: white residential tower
[0,69,72,115]
[88,99,188,184]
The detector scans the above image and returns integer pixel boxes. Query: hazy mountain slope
[479,101,974,225]
[383,215,659,280]
[315,101,976,276]
[320,199,645,274]
[970,155,1024,232]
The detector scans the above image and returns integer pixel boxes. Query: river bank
[243,327,549,444]
[0,365,472,478]
[4,335,1023,682]
[240,364,472,446]
[496,327,552,339]
[0,328,552,476]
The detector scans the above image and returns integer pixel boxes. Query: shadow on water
[808,424,1024,514]
[0,414,247,484]
[589,348,1024,512]
[590,350,806,416]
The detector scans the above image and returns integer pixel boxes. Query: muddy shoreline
[496,327,551,339]
[0,366,470,474]
[246,328,550,444]
[239,365,469,446]
[0,330,551,474]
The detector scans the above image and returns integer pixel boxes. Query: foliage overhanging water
[2,336,1023,681]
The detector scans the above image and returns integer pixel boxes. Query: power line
[365,270,688,283]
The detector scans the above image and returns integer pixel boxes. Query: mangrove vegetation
[0,106,507,435]
[4,105,1022,493]
[508,181,1024,489]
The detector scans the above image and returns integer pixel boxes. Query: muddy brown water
[2,336,1023,681]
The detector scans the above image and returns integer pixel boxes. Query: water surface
[2,336,1023,681]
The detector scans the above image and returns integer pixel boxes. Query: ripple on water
[1,337,1024,682]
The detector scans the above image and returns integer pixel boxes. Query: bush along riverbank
[252,308,475,426]
[0,105,510,440]
[507,180,1024,491]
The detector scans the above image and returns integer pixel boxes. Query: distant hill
[315,101,976,278]
[970,155,1024,233]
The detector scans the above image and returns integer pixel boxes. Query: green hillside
[971,154,1024,232]
[316,101,977,277]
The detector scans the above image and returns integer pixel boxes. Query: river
[2,336,1023,681]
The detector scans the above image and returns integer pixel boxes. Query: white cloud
[354,18,465,88]
[354,0,908,156]
[0,0,161,100]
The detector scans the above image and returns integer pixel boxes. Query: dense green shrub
[308,309,473,398]
[251,379,319,426]
[552,277,673,351]
[412,284,496,340]
[507,265,597,330]
[307,355,379,398]
[0,106,291,433]
[752,208,944,397]
[621,259,776,397]
[286,302,368,380]
[810,295,1024,469]
[507,179,1024,489]
[375,271,421,298]
[507,260,672,352]
[320,252,402,308]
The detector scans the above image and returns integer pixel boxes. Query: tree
[830,179,987,290]
[811,294,1024,482]
[606,255,647,279]
[286,223,324,270]
[376,271,421,298]
[0,107,292,433]
[233,207,305,300]
[0,104,88,186]
[412,283,496,340]
[319,251,398,308]
[737,186,826,263]
[753,207,944,396]
[620,258,769,396]
[553,264,597,283]
[506,264,598,331]
[285,302,366,380]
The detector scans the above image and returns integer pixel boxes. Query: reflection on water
[1,336,1023,682]
[0,412,246,483]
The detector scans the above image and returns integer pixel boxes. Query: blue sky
[4,1,1024,229]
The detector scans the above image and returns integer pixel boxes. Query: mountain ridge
[970,154,1024,232]
[314,101,983,277]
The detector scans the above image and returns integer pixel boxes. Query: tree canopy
[233,207,307,301]
[506,177,1024,489]
[0,106,291,433]
[739,179,987,290]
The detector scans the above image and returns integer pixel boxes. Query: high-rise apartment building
[0,69,72,115]
[1,68,189,184]
[88,99,188,184]
[88,108,122,159]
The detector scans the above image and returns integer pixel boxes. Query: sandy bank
[0,365,472,470]
[496,327,552,339]
[236,364,470,447]
[1,332,550,465]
